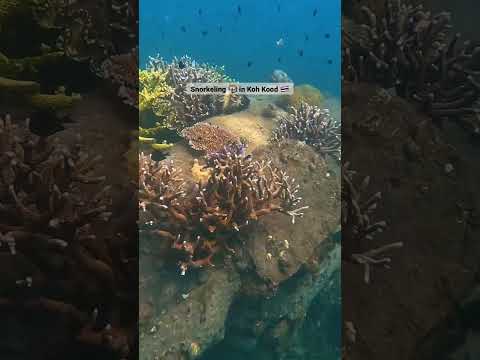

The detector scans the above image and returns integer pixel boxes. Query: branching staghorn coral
[139,150,308,275]
[139,67,175,124]
[342,162,402,284]
[146,55,249,130]
[342,1,480,132]
[0,115,133,357]
[100,46,138,108]
[271,101,341,160]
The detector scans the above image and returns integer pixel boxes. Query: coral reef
[271,101,341,161]
[341,162,402,284]
[139,139,341,360]
[276,84,324,110]
[139,148,308,275]
[99,47,139,108]
[181,123,241,154]
[342,0,480,133]
[146,55,249,130]
[139,67,174,121]
[0,115,135,357]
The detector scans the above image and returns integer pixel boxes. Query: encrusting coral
[271,101,341,161]
[342,162,402,284]
[139,148,308,275]
[342,0,480,133]
[181,123,241,153]
[0,115,133,357]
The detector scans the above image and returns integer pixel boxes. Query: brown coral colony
[139,149,308,275]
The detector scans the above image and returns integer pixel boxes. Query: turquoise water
[140,0,341,97]
[139,1,341,359]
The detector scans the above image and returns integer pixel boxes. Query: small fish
[178,60,186,69]
[180,25,187,32]
[198,8,203,16]
[313,8,318,16]
[201,30,208,36]
[324,33,330,39]
[247,61,253,67]
[277,57,282,63]
[276,3,281,12]
[327,59,333,64]
[218,25,223,32]
[276,38,285,47]
[237,5,241,15]
[304,33,309,41]
[298,49,304,57]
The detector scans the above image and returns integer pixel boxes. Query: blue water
[140,0,341,97]
[139,1,341,359]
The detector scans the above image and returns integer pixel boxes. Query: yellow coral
[139,69,175,125]
[191,159,211,184]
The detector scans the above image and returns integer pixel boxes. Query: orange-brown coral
[139,150,308,275]
[181,123,241,153]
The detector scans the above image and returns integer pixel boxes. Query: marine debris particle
[181,123,241,153]
[139,150,308,275]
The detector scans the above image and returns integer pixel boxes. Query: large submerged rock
[140,107,341,359]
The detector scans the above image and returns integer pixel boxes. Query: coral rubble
[271,101,341,160]
[139,149,308,275]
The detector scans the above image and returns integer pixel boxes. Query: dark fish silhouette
[178,60,186,69]
[247,61,253,67]
[305,33,309,41]
[298,49,304,57]
[313,8,318,16]
[198,8,203,15]
[201,30,208,36]
[180,25,187,32]
[218,25,223,32]
[237,5,242,15]
[327,59,333,64]
[277,57,282,63]
[28,109,67,137]
[324,33,330,39]
[277,4,280,12]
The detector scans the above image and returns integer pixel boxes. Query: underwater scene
[139,1,341,360]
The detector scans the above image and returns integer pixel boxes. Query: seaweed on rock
[139,150,308,275]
